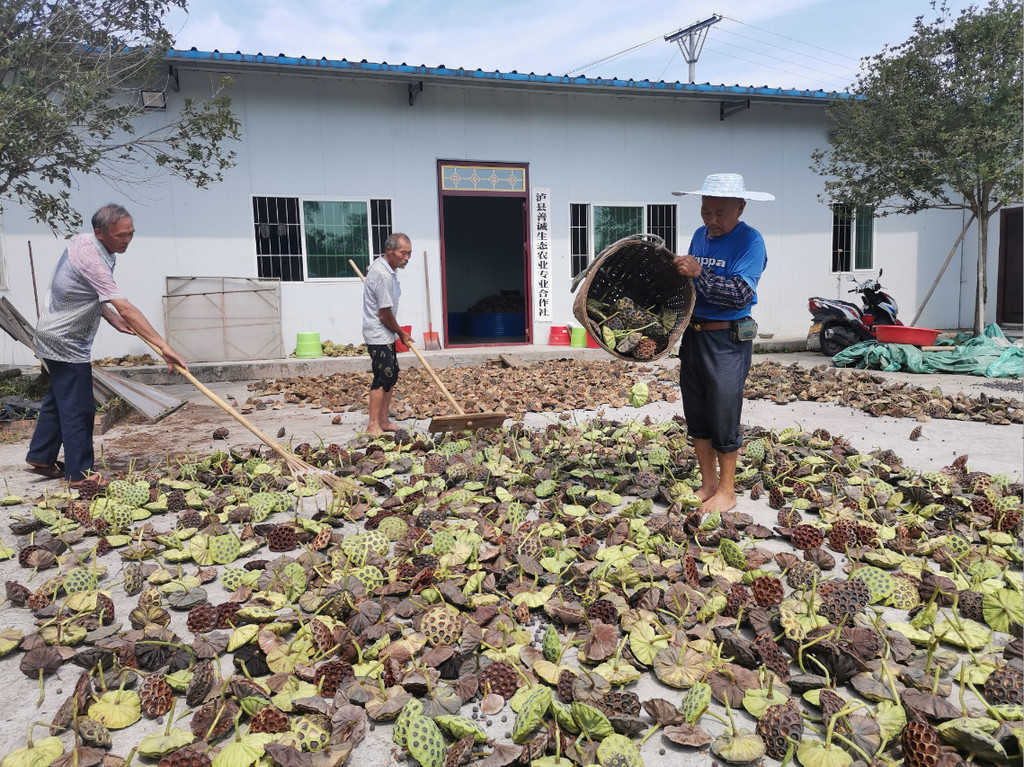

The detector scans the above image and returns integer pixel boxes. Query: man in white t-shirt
[361,233,413,435]
[26,204,188,487]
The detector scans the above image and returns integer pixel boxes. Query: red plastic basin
[874,325,940,346]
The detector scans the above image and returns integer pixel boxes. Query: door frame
[436,160,532,346]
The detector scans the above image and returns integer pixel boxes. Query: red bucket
[395,325,413,352]
[548,326,570,345]
[587,333,602,349]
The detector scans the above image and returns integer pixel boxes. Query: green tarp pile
[832,323,1022,379]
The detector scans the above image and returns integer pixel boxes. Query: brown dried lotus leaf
[707,664,760,708]
[642,698,687,726]
[664,723,713,748]
[480,693,505,716]
[583,623,619,662]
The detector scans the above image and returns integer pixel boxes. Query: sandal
[26,461,65,479]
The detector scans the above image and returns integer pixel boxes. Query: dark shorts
[679,325,753,453]
[367,344,399,391]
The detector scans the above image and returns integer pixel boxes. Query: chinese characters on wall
[532,187,551,322]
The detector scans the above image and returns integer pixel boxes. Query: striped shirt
[34,234,125,363]
[361,256,401,345]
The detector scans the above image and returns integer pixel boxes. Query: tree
[811,1,1022,334]
[0,0,241,232]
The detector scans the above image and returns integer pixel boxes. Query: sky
[164,0,981,93]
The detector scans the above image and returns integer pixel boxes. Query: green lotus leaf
[742,686,789,719]
[533,660,573,686]
[874,700,907,747]
[271,678,320,712]
[211,732,275,767]
[936,718,1008,763]
[549,699,581,734]
[886,622,931,645]
[933,618,991,650]
[572,701,615,741]
[511,584,556,609]
[796,739,853,767]
[593,657,642,686]
[652,646,709,689]
[88,689,141,729]
[628,382,649,408]
[628,620,670,666]
[434,714,488,744]
[136,728,195,758]
[188,535,215,566]
[227,625,261,652]
[711,728,766,764]
[597,734,643,767]
[696,594,727,622]
[983,588,1024,632]
[0,628,24,657]
[0,737,63,767]
[512,685,552,743]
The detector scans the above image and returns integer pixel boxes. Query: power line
[715,25,859,75]
[702,45,851,90]
[708,38,855,84]
[563,34,665,76]
[718,14,860,62]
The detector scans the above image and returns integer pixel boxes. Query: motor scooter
[806,270,902,357]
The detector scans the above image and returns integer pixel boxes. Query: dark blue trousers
[26,360,95,481]
[679,327,752,454]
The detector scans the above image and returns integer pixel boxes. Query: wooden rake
[138,338,366,505]
[349,259,507,433]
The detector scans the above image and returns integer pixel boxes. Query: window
[569,202,678,278]
[253,196,393,281]
[831,204,874,272]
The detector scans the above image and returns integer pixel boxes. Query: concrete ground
[0,343,1020,765]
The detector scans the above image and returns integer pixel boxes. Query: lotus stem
[637,723,661,747]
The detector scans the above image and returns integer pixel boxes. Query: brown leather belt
[690,320,732,331]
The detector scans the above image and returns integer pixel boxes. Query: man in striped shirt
[361,233,413,435]
[672,174,773,513]
[26,204,188,487]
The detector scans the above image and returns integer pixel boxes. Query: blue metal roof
[165,48,850,102]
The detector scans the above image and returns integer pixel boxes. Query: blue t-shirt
[688,221,767,321]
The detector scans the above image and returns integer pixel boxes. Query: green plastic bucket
[569,326,588,348]
[295,332,323,358]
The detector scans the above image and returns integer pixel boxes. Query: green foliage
[811,1,1022,331]
[0,0,241,232]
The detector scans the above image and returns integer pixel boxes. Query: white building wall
[0,64,980,367]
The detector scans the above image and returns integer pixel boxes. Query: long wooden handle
[138,337,298,464]
[423,250,434,333]
[349,259,465,415]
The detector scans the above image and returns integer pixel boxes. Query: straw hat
[671,173,775,201]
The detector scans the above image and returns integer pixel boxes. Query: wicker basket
[571,234,694,361]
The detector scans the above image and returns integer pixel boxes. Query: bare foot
[365,425,384,436]
[380,421,401,432]
[701,489,738,514]
[695,484,718,502]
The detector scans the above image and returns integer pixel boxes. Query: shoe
[26,461,65,479]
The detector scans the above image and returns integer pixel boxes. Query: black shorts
[367,344,399,391]
[679,325,753,453]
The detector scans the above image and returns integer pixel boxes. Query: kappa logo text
[696,257,727,268]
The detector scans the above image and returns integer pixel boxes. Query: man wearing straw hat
[362,233,414,435]
[672,174,774,513]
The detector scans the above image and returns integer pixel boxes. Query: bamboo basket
[571,234,695,361]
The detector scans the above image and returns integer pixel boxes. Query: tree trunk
[973,190,990,336]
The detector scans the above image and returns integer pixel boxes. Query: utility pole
[665,15,722,83]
